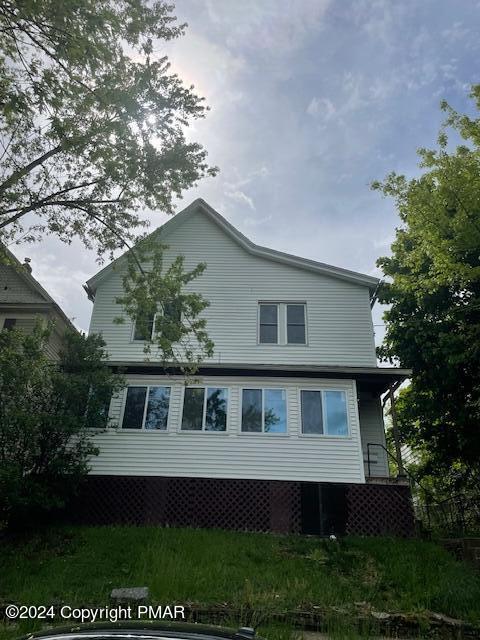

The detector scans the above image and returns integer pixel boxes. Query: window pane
[134,313,155,341]
[242,389,262,432]
[164,300,181,323]
[205,387,228,431]
[264,389,287,433]
[287,304,305,324]
[287,324,306,344]
[259,304,278,344]
[301,390,323,434]
[260,304,277,324]
[3,318,16,331]
[259,324,278,343]
[287,304,306,344]
[181,387,204,430]
[122,387,147,429]
[324,390,348,436]
[145,386,170,430]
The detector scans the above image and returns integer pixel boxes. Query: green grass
[1,526,479,639]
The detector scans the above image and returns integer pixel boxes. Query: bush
[0,325,122,529]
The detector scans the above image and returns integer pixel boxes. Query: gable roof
[0,243,79,333]
[85,198,379,297]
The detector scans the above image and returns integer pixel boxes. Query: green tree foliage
[114,237,214,372]
[0,324,122,529]
[372,86,480,497]
[0,0,216,254]
[0,0,218,369]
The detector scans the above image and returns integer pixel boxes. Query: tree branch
[0,143,64,196]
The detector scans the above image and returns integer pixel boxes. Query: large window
[258,303,306,345]
[300,389,348,436]
[241,388,287,433]
[121,385,171,430]
[181,387,228,431]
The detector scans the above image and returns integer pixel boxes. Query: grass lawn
[1,526,480,639]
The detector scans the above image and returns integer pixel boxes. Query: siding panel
[89,375,366,484]
[89,211,377,367]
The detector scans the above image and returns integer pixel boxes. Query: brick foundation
[73,475,415,537]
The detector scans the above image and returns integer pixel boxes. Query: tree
[0,324,123,529]
[0,0,218,369]
[372,85,480,498]
[0,0,216,254]
[114,236,214,373]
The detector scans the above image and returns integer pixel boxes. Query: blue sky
[10,0,480,342]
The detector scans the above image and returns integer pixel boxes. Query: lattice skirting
[74,475,302,534]
[345,484,414,537]
[73,476,415,537]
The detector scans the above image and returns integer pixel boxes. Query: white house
[82,199,413,536]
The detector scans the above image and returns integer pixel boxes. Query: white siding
[89,375,366,484]
[89,211,376,367]
[358,392,389,477]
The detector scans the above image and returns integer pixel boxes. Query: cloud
[306,97,336,120]
[204,0,331,55]
[224,189,255,210]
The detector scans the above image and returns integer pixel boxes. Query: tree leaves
[373,86,480,490]
[0,0,218,258]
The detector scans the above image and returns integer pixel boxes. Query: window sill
[257,343,309,347]
[178,429,229,434]
[113,428,170,433]
[238,431,289,437]
[298,433,352,440]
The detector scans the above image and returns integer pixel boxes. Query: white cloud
[306,97,336,120]
[224,189,255,210]
[205,0,331,55]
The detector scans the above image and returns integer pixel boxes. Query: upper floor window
[300,389,349,436]
[241,388,287,433]
[259,304,278,343]
[258,303,306,345]
[133,313,155,341]
[132,300,182,342]
[181,387,228,432]
[121,385,171,430]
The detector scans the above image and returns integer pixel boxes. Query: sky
[8,0,480,344]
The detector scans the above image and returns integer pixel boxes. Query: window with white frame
[133,312,155,341]
[121,385,171,430]
[300,389,349,436]
[241,388,287,433]
[258,303,306,345]
[132,300,182,342]
[181,387,228,431]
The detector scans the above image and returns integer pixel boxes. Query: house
[0,244,78,358]
[81,199,413,536]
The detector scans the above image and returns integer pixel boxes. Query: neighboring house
[82,199,413,536]
[0,244,77,358]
